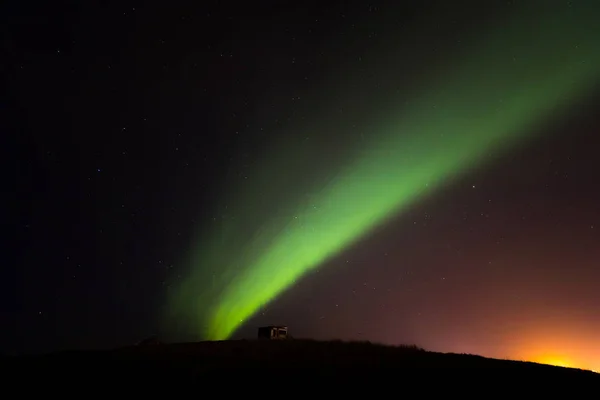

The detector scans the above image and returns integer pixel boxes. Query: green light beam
[171,3,600,340]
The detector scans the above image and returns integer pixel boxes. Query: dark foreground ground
[3,339,598,385]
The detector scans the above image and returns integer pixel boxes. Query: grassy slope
[4,340,599,381]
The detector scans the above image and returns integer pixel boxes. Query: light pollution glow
[516,330,600,372]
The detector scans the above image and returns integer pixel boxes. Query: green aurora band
[170,3,600,340]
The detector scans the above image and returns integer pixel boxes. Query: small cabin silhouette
[258,325,288,340]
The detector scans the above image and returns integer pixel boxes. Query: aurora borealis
[169,1,600,342]
[8,0,600,373]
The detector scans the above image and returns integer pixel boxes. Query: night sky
[5,1,600,371]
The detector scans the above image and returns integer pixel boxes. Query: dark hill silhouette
[3,339,598,384]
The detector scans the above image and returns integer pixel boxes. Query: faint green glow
[170,3,600,340]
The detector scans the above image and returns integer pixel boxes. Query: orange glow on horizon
[534,355,574,369]
[509,329,599,373]
[458,316,600,373]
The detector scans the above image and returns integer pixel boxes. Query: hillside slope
[5,339,598,382]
